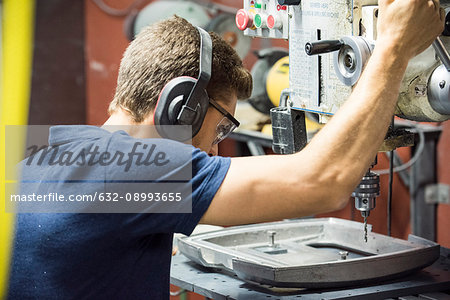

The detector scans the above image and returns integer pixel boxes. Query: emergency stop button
[236,9,253,31]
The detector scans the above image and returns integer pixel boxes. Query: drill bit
[361,211,370,243]
[363,216,368,243]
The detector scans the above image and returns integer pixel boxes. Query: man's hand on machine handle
[376,0,444,62]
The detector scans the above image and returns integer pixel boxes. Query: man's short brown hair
[109,16,252,122]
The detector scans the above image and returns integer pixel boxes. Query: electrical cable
[91,0,145,17]
[387,151,393,236]
[389,151,410,187]
[387,119,394,236]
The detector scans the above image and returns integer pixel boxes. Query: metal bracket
[270,106,307,154]
[425,184,450,204]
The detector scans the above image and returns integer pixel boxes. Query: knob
[305,40,344,56]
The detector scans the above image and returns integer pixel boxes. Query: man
[8,0,444,299]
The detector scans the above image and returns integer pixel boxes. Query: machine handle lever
[305,40,343,56]
[432,37,450,72]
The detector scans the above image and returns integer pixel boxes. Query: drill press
[240,1,450,242]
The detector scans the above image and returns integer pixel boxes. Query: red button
[236,9,253,31]
[267,15,275,28]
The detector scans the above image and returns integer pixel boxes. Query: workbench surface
[170,248,450,300]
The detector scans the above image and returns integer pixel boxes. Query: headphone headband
[195,27,212,87]
[177,27,212,125]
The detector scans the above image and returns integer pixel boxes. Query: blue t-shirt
[7,125,231,299]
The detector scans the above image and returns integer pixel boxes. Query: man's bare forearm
[296,41,410,200]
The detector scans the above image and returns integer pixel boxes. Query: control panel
[236,0,289,39]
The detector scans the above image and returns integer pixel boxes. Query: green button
[255,2,262,8]
[254,14,262,27]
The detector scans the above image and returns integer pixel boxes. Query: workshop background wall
[29,0,86,124]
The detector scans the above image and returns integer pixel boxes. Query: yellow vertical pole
[0,0,35,297]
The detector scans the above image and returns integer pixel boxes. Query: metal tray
[177,218,440,288]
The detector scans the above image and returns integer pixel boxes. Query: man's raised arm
[201,0,445,226]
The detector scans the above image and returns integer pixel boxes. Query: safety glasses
[209,98,240,145]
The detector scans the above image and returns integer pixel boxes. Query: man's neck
[102,109,160,139]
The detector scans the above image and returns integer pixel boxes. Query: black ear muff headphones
[153,26,212,141]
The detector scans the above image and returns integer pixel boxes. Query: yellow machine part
[0,0,34,297]
[266,56,289,107]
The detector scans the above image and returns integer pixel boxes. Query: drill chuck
[352,170,380,214]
